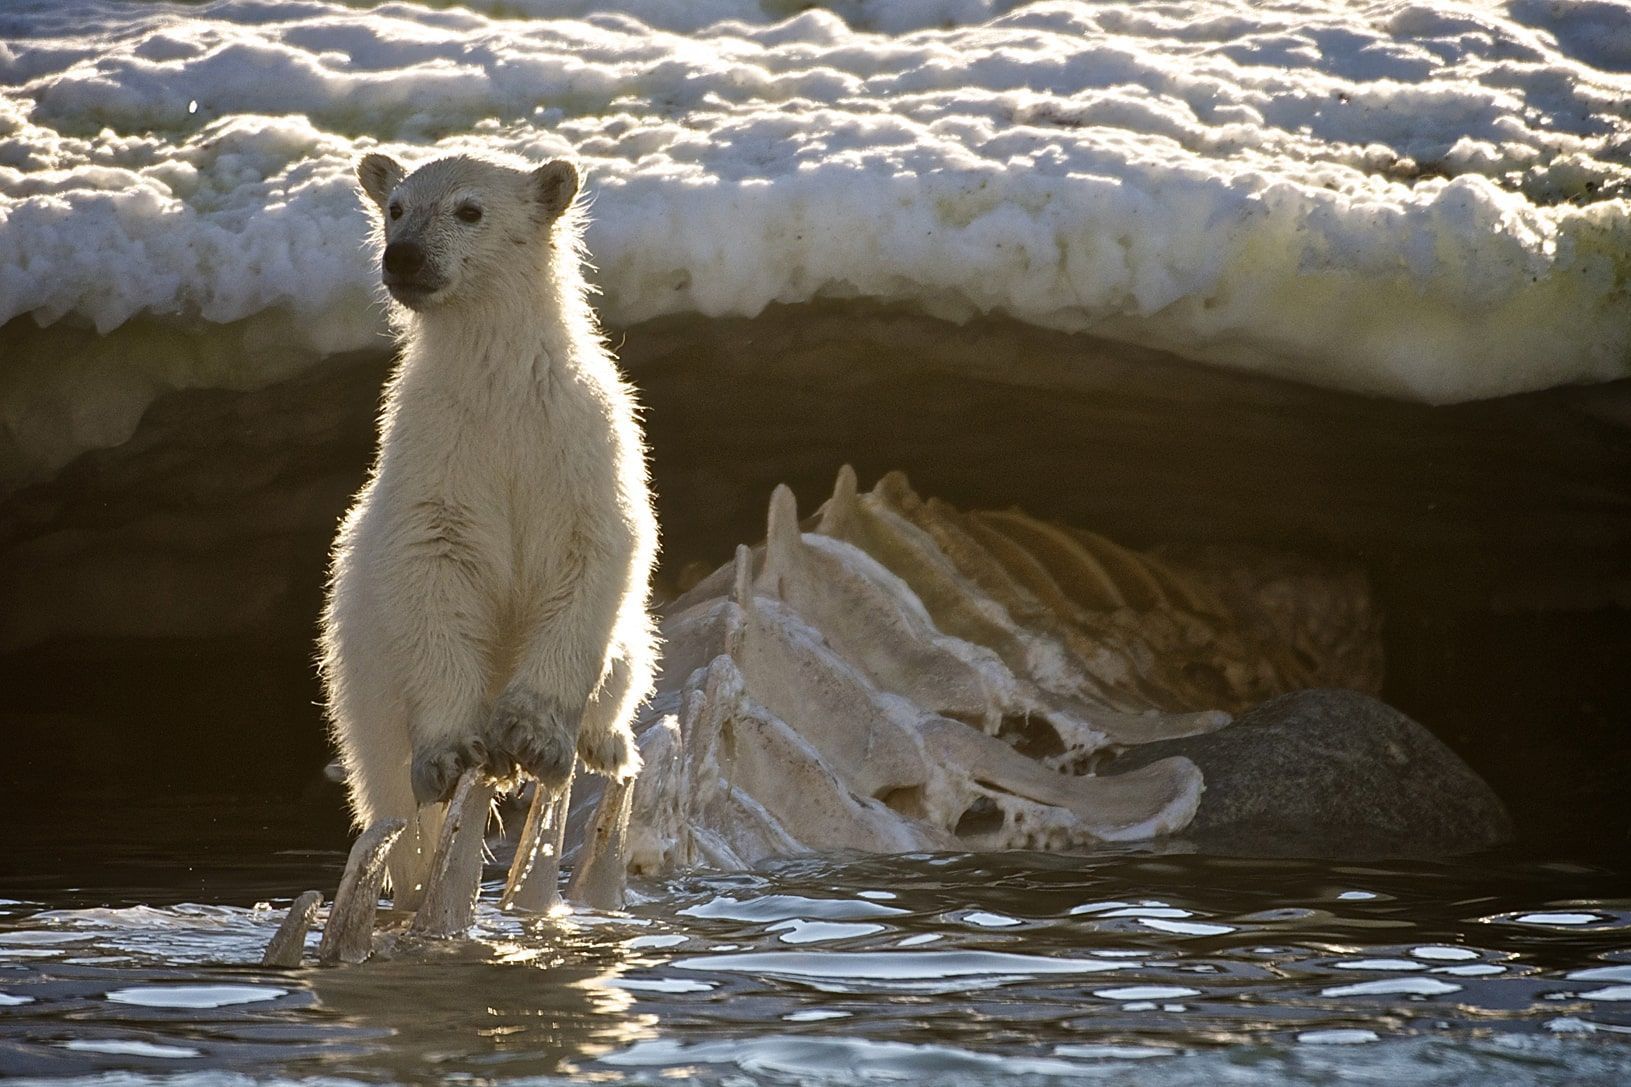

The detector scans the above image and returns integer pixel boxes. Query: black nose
[383,241,425,278]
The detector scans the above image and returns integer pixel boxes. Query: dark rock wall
[2,305,1627,855]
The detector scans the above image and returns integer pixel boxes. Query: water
[4,796,1631,1084]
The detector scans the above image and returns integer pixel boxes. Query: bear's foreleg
[575,621,657,781]
[484,534,631,789]
[378,513,501,807]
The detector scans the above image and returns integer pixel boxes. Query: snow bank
[1,0,1629,478]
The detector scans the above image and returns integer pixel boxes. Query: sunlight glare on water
[3,840,1631,1085]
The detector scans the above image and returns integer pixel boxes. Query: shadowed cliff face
[0,304,1628,853]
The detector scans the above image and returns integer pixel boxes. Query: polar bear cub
[320,152,658,905]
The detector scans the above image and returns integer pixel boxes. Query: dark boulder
[1117,688,1513,858]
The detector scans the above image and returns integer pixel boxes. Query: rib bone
[501,767,575,915]
[261,890,323,968]
[316,818,406,965]
[407,771,494,938]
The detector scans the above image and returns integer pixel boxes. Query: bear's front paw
[485,686,580,789]
[578,723,640,781]
[411,736,488,806]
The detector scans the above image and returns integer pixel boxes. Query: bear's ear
[529,160,579,224]
[357,154,405,214]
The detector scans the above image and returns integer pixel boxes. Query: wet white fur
[320,153,658,904]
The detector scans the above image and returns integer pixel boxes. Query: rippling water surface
[3,795,1630,1085]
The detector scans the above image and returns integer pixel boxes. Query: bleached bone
[873,472,1373,711]
[959,507,1255,709]
[565,773,636,910]
[621,714,689,874]
[316,818,405,965]
[762,483,1033,734]
[818,466,1145,712]
[819,468,1229,738]
[913,717,1201,846]
[881,473,1290,713]
[761,483,1226,763]
[816,465,1024,657]
[500,767,574,914]
[680,653,952,857]
[588,466,1384,881]
[407,770,495,938]
[733,546,936,803]
[261,890,323,968]
[654,596,740,687]
[742,542,1203,847]
[594,532,1205,868]
[640,636,1197,863]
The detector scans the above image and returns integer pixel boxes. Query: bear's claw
[485,686,579,789]
[578,724,639,781]
[411,737,488,806]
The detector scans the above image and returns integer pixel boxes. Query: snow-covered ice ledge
[1,0,1629,480]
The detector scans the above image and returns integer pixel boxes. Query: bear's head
[355,153,579,312]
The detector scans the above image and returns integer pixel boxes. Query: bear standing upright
[321,152,658,906]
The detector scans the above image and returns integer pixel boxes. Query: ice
[2,0,1629,482]
[1092,984,1202,1001]
[1297,1029,1379,1045]
[1321,976,1462,997]
[105,984,286,1008]
[61,1039,202,1059]
[674,948,1132,979]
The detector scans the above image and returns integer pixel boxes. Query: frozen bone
[762,482,1227,759]
[820,468,1232,735]
[620,714,691,874]
[868,472,1302,715]
[591,466,1381,885]
[676,653,952,857]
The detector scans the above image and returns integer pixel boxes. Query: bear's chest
[390,394,592,557]
[400,371,569,481]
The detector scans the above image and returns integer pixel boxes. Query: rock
[0,351,384,653]
[1116,688,1513,858]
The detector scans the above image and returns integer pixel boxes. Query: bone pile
[613,467,1381,876]
[266,468,1381,962]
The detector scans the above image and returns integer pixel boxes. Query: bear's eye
[388,202,403,221]
[455,203,483,224]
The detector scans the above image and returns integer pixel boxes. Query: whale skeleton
[265,467,1379,964]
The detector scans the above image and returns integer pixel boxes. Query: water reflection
[2,848,1630,1083]
[0,899,662,1081]
[297,930,660,1079]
